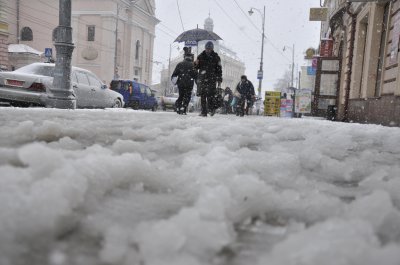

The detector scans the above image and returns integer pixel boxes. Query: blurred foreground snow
[0,107,400,265]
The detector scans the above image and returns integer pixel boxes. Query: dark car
[0,63,124,108]
[110,80,158,111]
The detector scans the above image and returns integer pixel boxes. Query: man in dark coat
[171,49,197,115]
[235,75,255,116]
[195,41,223,117]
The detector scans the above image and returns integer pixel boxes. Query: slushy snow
[0,107,399,265]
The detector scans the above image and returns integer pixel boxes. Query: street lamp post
[114,4,120,80]
[248,6,265,115]
[47,0,75,109]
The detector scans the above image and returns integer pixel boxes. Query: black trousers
[200,88,216,114]
[237,96,254,116]
[176,86,193,112]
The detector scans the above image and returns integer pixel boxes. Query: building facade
[72,0,159,85]
[158,16,246,95]
[0,0,9,71]
[3,0,158,85]
[319,0,400,126]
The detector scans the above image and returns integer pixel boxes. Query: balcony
[326,0,348,19]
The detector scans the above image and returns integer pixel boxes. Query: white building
[157,16,245,95]
[3,0,158,85]
[72,0,159,85]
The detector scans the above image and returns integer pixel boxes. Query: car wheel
[112,99,122,108]
[131,101,139,110]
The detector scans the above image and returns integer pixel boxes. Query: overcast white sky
[152,0,322,90]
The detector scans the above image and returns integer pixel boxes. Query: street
[0,107,400,265]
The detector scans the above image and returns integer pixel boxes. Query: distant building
[72,0,159,85]
[2,0,158,85]
[158,16,245,95]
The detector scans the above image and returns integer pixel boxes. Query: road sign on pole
[44,48,53,58]
[257,70,263,80]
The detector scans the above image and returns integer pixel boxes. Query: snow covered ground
[0,107,400,265]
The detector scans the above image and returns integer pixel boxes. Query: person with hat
[171,47,198,115]
[194,41,223,117]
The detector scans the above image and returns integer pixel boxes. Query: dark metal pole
[114,4,119,80]
[47,0,75,109]
[291,44,295,87]
[256,6,265,115]
[16,0,20,43]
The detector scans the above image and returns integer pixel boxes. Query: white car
[161,93,178,111]
[0,63,124,108]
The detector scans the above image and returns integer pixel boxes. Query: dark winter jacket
[195,50,222,94]
[236,80,255,99]
[171,58,198,89]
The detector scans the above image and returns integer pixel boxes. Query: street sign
[44,48,52,58]
[307,66,316,76]
[185,40,197,47]
[257,70,263,80]
[309,8,328,21]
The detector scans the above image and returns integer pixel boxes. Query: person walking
[223,87,233,114]
[235,75,255,116]
[171,48,197,115]
[231,84,241,114]
[195,41,223,117]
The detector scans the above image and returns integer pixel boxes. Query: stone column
[47,0,76,109]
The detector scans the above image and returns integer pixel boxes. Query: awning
[8,44,43,55]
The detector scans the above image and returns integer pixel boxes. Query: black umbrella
[174,27,222,56]
[174,28,223,43]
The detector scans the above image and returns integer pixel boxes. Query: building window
[135,69,139,76]
[20,27,33,41]
[135,40,141,60]
[375,3,390,97]
[87,25,95,41]
[351,15,369,99]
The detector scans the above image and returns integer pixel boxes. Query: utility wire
[230,0,291,63]
[158,22,179,36]
[213,0,258,44]
[176,0,185,32]
[232,0,262,34]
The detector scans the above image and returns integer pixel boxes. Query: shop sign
[294,89,312,114]
[320,39,333,57]
[309,8,328,21]
[264,91,281,116]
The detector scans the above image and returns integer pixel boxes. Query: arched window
[135,40,141,60]
[20,27,33,41]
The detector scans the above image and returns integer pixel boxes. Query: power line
[176,0,185,32]
[158,22,179,36]
[212,0,258,44]
[230,0,291,63]
[232,0,262,34]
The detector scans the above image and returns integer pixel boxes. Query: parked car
[0,63,124,108]
[161,93,178,111]
[109,80,158,111]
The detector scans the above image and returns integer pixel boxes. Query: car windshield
[14,64,55,77]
